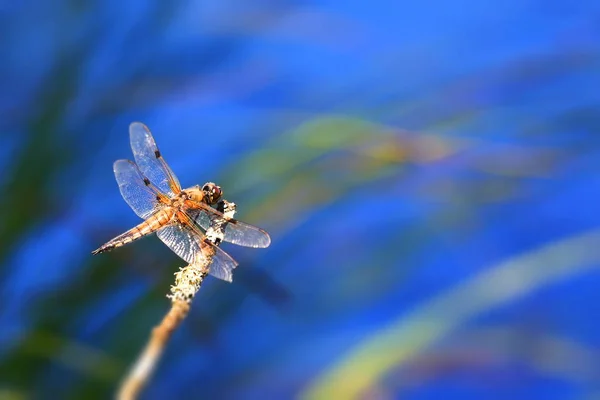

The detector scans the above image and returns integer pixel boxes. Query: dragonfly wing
[156,224,196,264]
[203,246,237,282]
[113,159,161,219]
[157,223,238,282]
[188,205,271,248]
[129,122,181,196]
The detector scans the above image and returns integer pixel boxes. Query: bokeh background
[2,1,600,399]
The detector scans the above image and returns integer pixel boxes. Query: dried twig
[117,201,236,400]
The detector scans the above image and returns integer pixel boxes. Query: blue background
[2,1,600,399]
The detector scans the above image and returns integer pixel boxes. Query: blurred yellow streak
[0,389,28,400]
[291,117,468,164]
[23,331,123,382]
[406,326,599,385]
[302,230,600,400]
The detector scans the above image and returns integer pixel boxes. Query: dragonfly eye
[202,182,222,204]
[202,183,213,192]
[212,186,223,201]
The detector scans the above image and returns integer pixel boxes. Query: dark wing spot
[156,195,161,201]
[143,178,151,186]
[154,150,161,158]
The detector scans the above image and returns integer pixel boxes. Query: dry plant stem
[117,299,191,400]
[116,264,208,400]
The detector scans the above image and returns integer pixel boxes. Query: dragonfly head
[202,182,223,205]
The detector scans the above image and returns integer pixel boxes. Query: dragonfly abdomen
[92,207,175,254]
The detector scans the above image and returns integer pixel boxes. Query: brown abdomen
[91,208,174,254]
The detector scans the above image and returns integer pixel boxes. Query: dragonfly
[92,122,271,282]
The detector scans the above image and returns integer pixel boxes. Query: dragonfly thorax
[181,182,222,206]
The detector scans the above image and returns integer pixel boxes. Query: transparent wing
[129,122,181,197]
[113,159,161,219]
[156,223,238,282]
[187,205,271,248]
